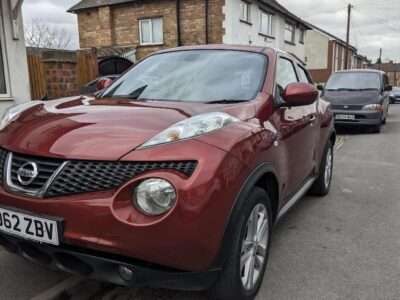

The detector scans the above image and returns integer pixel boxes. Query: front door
[272,57,317,201]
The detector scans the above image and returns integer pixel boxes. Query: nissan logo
[17,162,39,186]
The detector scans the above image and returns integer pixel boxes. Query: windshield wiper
[327,88,378,92]
[326,88,356,91]
[204,99,249,104]
[109,85,148,100]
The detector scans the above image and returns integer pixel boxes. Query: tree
[24,19,72,50]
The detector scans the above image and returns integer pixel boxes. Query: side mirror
[282,82,319,107]
[385,85,393,92]
[317,84,324,91]
[96,77,114,92]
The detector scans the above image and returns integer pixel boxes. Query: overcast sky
[22,0,400,62]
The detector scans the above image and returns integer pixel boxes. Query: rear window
[326,72,381,91]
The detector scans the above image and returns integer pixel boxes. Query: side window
[276,58,298,89]
[297,65,312,84]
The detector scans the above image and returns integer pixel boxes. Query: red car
[0,45,335,300]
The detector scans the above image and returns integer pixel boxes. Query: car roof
[334,69,385,75]
[156,44,266,54]
[153,44,305,65]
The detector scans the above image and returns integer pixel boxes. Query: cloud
[280,0,400,61]
[22,0,80,49]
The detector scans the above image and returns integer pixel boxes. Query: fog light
[119,265,134,281]
[134,178,176,216]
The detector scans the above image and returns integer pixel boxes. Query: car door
[296,63,320,169]
[270,56,317,200]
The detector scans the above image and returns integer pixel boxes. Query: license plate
[335,114,355,120]
[0,207,60,245]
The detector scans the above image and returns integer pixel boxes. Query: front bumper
[332,109,382,126]
[0,138,250,273]
[0,233,219,290]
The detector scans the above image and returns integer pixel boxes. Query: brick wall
[27,48,97,100]
[207,0,225,43]
[76,0,225,60]
[44,60,78,98]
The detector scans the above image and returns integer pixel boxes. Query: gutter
[205,0,209,44]
[176,0,182,46]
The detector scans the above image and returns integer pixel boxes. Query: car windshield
[325,72,381,91]
[101,50,267,102]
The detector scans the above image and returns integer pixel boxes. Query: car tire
[371,125,381,133]
[309,140,333,196]
[209,188,272,300]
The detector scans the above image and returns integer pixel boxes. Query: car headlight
[363,104,383,112]
[0,101,43,131]
[139,112,239,149]
[134,179,177,216]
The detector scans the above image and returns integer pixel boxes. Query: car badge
[17,162,39,186]
[344,105,349,109]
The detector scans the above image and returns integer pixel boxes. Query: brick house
[367,62,400,87]
[305,24,369,84]
[68,0,310,62]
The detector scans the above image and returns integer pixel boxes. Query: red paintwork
[96,77,113,91]
[0,45,334,272]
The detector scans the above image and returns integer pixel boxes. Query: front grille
[0,149,197,198]
[9,153,63,191]
[332,104,363,110]
[0,149,7,183]
[46,160,197,197]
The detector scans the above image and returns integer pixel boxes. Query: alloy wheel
[324,147,333,188]
[240,203,269,291]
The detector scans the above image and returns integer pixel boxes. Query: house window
[240,1,251,23]
[139,18,163,45]
[0,39,7,95]
[299,28,305,44]
[260,12,273,36]
[284,22,295,44]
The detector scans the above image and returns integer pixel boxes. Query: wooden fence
[27,54,46,100]
[76,49,99,87]
[27,48,99,100]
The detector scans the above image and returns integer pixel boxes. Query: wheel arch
[212,163,280,269]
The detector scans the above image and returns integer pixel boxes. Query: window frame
[240,1,252,24]
[259,11,274,37]
[276,56,299,90]
[299,28,305,44]
[297,64,313,84]
[284,21,296,45]
[139,17,164,46]
[0,4,11,99]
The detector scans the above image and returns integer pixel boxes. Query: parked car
[80,75,120,95]
[0,45,335,300]
[322,69,392,133]
[389,87,400,104]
